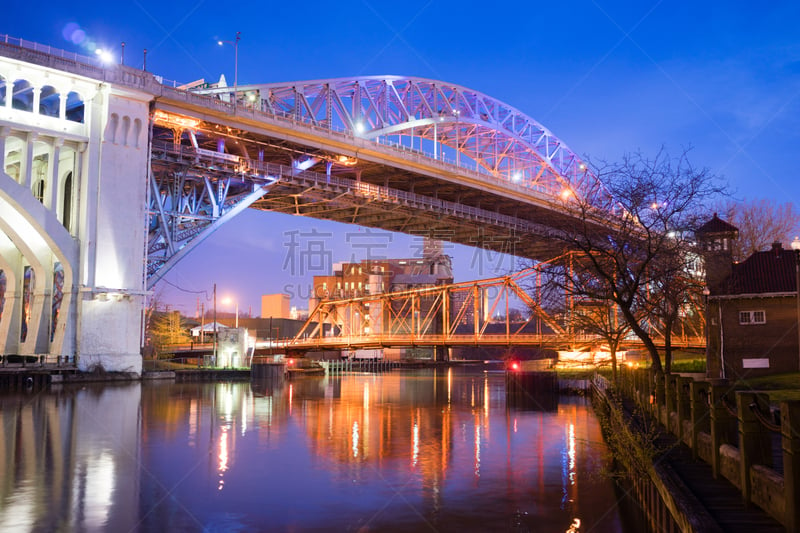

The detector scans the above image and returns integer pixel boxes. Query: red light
[288,359,294,366]
[511,362,520,371]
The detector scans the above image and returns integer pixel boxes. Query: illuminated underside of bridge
[147,76,616,285]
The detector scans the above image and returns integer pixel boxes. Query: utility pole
[792,239,800,372]
[213,283,217,366]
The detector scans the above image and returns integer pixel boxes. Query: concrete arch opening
[65,91,83,123]
[12,79,33,112]
[39,85,59,117]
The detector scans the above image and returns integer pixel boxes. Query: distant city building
[261,293,291,319]
[310,240,453,310]
[289,306,308,320]
[699,215,800,378]
[310,240,454,359]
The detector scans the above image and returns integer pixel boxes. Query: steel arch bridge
[148,76,614,284]
[193,77,610,202]
[0,35,703,374]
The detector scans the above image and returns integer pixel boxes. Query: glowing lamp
[95,49,114,64]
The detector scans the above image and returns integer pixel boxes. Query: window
[739,310,766,325]
[39,85,60,117]
[61,172,73,231]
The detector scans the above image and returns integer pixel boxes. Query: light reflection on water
[0,368,637,532]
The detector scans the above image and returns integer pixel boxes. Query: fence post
[736,391,772,505]
[640,368,648,408]
[689,380,710,460]
[653,370,664,420]
[676,376,692,443]
[663,373,674,427]
[708,379,730,479]
[781,400,800,532]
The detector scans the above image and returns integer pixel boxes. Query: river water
[0,367,641,532]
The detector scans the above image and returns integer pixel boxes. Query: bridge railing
[0,34,99,66]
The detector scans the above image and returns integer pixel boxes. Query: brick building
[309,242,453,310]
[699,215,800,378]
[309,242,453,358]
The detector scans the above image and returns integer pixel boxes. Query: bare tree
[718,198,800,261]
[572,299,632,384]
[551,148,724,374]
[533,257,634,382]
[640,244,705,373]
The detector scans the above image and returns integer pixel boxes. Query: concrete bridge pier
[0,52,151,374]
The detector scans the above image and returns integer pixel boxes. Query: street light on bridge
[95,48,114,65]
[218,31,241,109]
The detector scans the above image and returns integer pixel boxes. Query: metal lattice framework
[191,76,613,208]
[146,142,278,285]
[148,76,620,285]
[286,267,705,354]
[291,266,566,351]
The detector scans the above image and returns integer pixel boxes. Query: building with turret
[698,215,800,378]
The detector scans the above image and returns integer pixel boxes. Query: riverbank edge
[591,379,724,533]
[0,360,513,387]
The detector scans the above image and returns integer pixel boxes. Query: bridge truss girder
[292,267,568,352]
[191,76,615,210]
[289,252,707,354]
[146,142,277,286]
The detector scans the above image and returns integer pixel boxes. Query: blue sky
[6,1,800,316]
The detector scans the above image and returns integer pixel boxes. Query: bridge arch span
[0,170,78,356]
[193,76,612,208]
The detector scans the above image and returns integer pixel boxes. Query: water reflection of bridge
[0,371,629,530]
